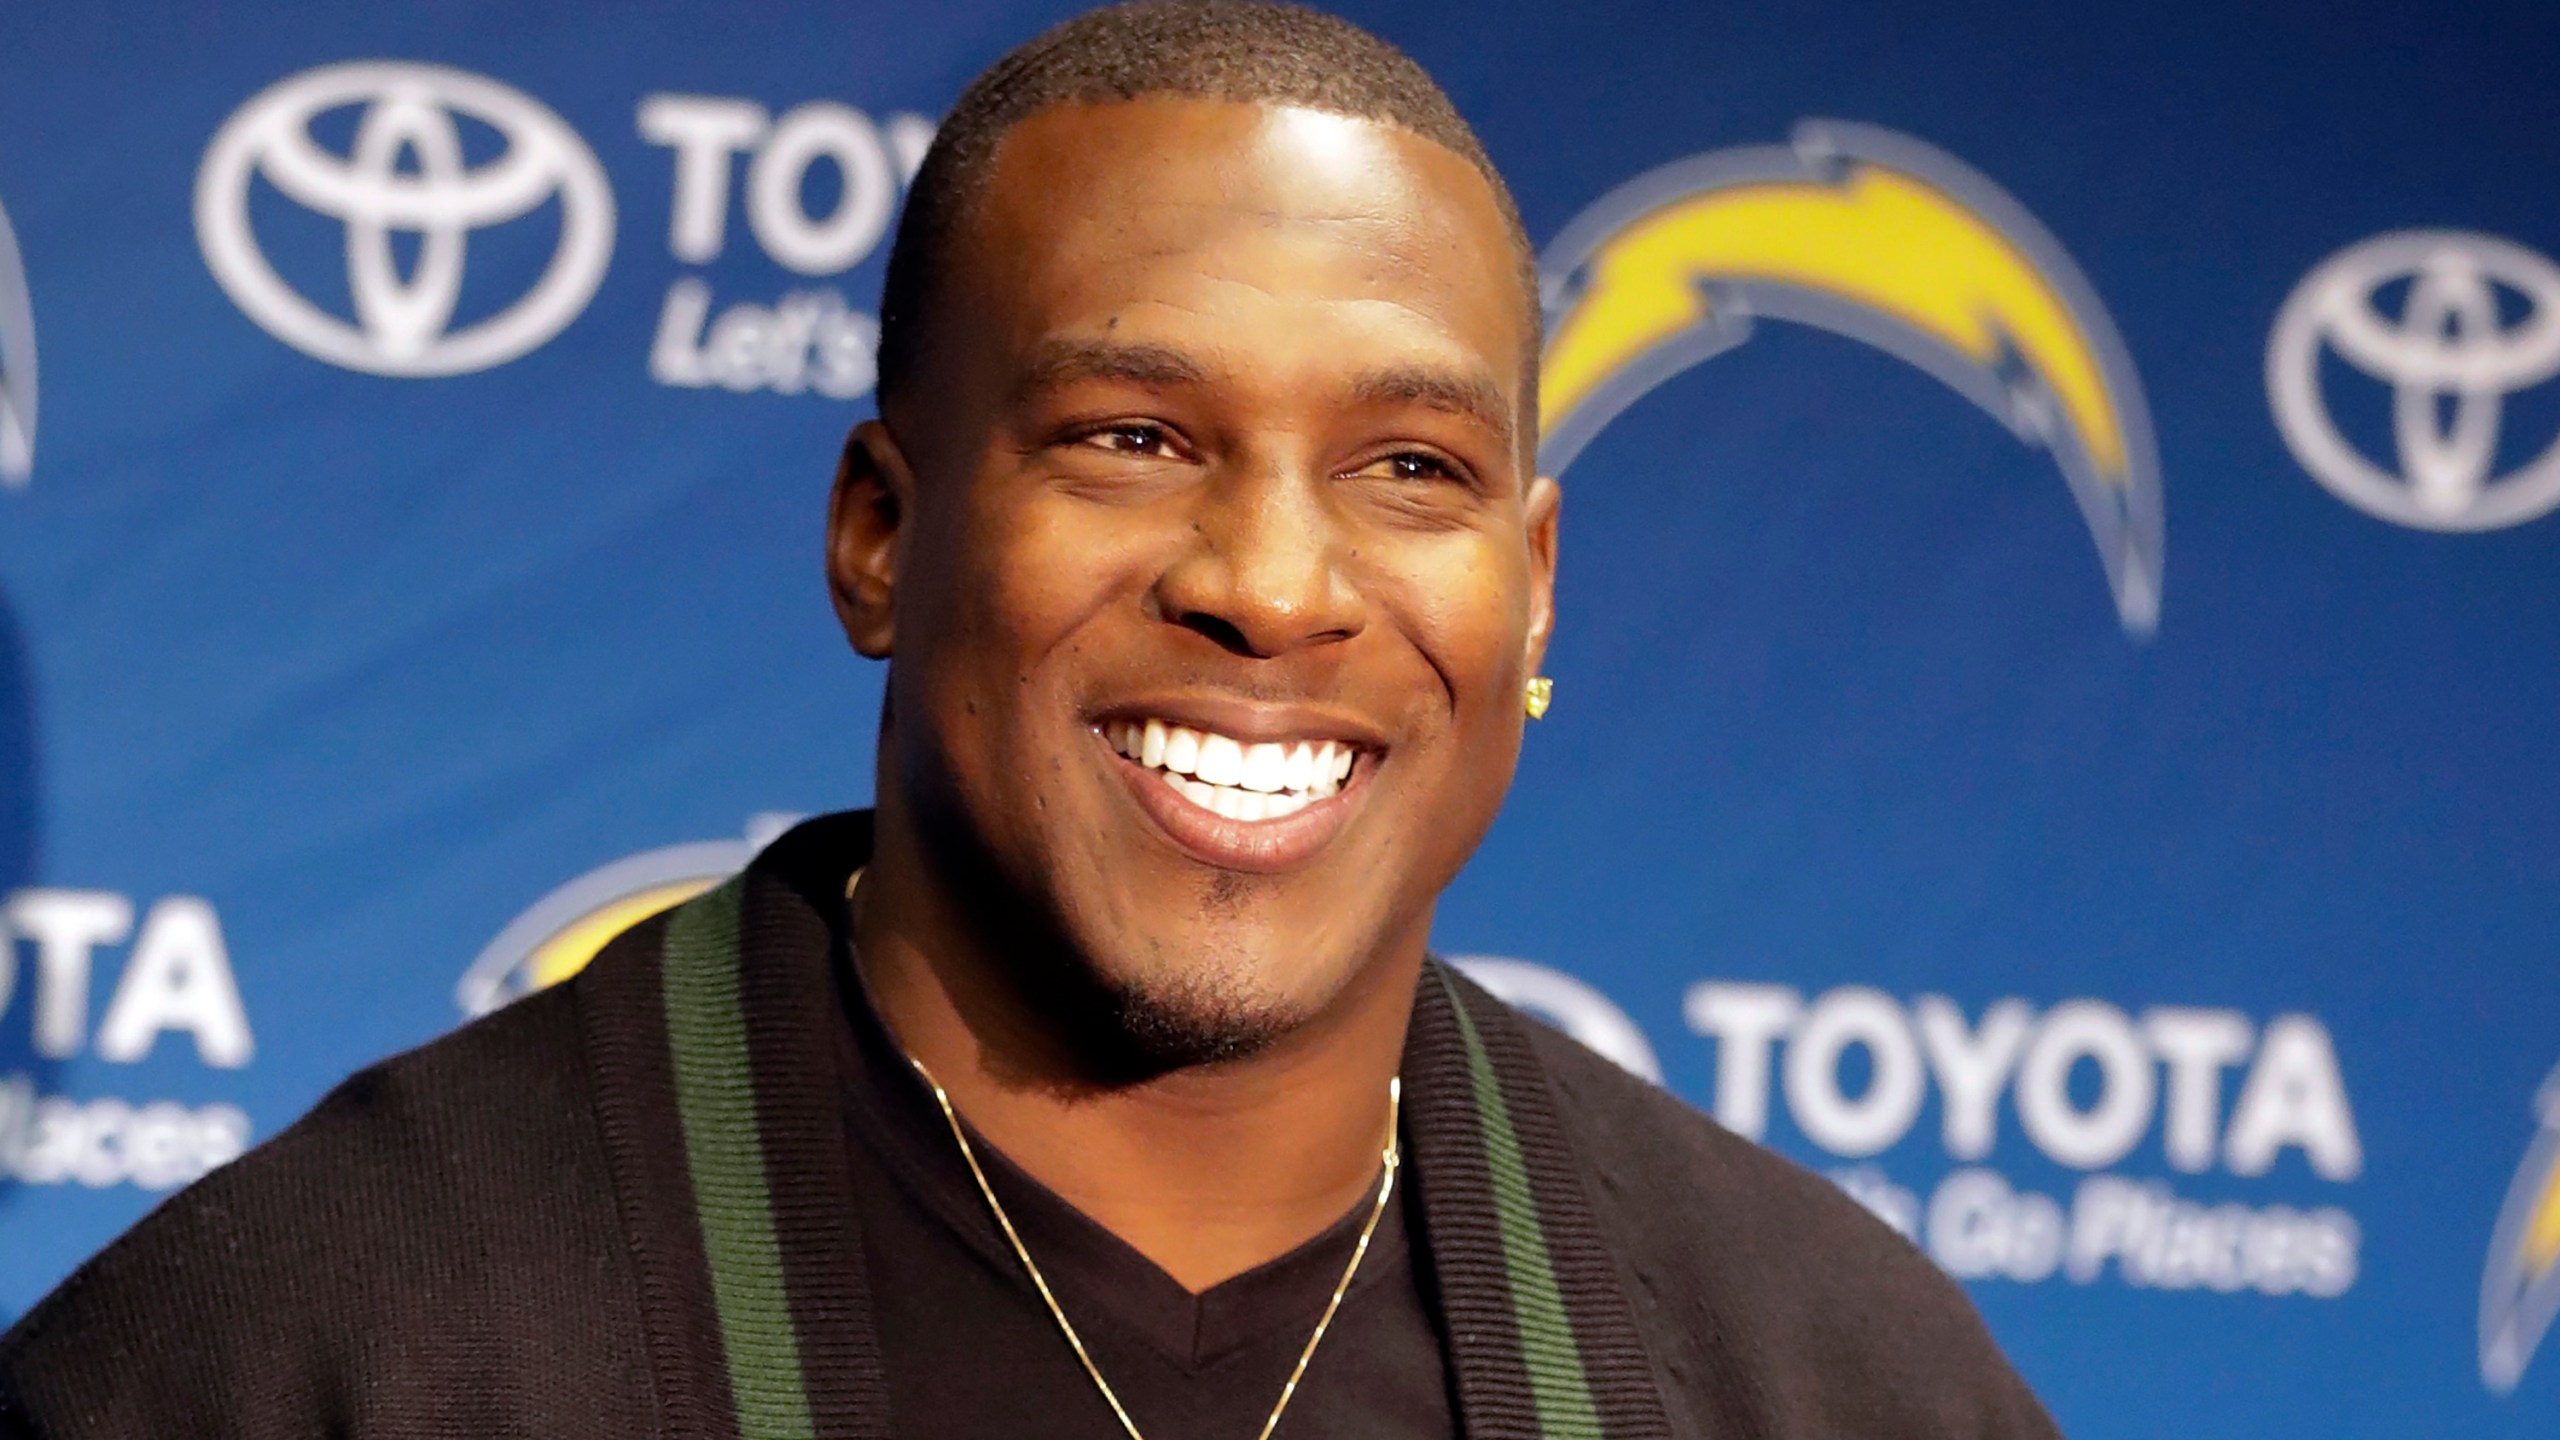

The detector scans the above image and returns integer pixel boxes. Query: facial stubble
[909,766,1306,1080]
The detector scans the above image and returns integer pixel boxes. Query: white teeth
[1195,733,1244,787]
[1283,742,1314,793]
[1116,717,1365,821]
[1240,742,1287,793]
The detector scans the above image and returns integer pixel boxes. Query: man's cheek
[973,525,1102,645]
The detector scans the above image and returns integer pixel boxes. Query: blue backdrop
[5,2,2559,1435]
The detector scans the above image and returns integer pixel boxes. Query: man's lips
[1095,713,1375,874]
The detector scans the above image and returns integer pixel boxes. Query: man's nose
[1151,463,1365,659]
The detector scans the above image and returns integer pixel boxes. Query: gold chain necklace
[906,1057,1400,1440]
[848,868,1401,1437]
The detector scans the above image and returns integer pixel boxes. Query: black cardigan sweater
[0,812,2061,1439]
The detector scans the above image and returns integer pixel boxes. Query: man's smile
[1094,708,1379,873]
[1109,717,1359,817]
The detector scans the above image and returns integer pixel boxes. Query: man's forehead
[957,97,1536,400]
[982,97,1490,229]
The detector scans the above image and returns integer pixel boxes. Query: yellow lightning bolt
[522,876,722,991]
[2526,1153,2560,1277]
[1541,163,2130,481]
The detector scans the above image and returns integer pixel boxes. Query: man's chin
[968,911,1310,1081]
[1096,970,1297,1070]
[1043,932,1368,1079]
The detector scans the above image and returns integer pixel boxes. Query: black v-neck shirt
[830,943,1461,1439]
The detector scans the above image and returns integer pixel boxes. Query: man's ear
[1522,473,1561,678]
[826,419,912,659]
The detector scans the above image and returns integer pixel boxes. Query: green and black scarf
[576,811,1676,1440]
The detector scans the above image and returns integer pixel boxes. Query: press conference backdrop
[3,0,2557,1432]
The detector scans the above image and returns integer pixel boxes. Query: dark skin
[826,96,1557,1291]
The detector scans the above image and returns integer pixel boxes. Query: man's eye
[1357,451,1459,483]
[1081,424,1172,456]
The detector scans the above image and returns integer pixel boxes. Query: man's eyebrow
[1348,365,1516,453]
[1013,338,1211,401]
[1011,342,1518,452]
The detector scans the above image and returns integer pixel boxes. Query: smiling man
[1,5,2059,1438]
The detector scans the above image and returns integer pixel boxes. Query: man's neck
[848,823,1420,1294]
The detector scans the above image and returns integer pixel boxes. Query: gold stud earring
[1524,676,1553,720]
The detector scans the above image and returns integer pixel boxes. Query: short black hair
[874,0,1537,408]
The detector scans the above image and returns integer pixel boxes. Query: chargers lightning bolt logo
[1539,121,2163,635]
[2484,1062,2560,1394]
[454,814,798,1016]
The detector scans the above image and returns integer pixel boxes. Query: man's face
[850,96,1555,1058]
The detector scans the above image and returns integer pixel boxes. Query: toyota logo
[195,61,615,378]
[2268,230,2560,532]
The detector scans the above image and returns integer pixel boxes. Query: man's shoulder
[1517,1015,2061,1438]
[1520,1014,1898,1257]
[0,963,650,1436]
